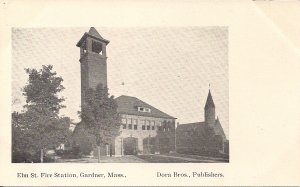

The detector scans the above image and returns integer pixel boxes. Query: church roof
[177,119,226,140]
[115,95,176,119]
[176,122,208,141]
[204,90,215,109]
[214,117,226,139]
[176,122,206,132]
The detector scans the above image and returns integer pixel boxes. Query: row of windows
[121,118,173,132]
[122,123,171,131]
[122,118,173,126]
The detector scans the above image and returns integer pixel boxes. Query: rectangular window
[138,107,151,113]
[123,124,126,129]
[134,125,137,130]
[128,124,132,130]
[147,125,150,130]
[142,125,146,130]
[152,126,155,130]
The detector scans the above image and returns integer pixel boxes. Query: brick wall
[115,114,175,156]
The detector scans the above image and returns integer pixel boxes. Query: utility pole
[96,133,101,163]
[148,134,151,154]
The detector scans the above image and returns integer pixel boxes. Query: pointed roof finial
[205,88,215,109]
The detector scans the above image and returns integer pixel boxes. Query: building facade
[74,28,176,156]
[114,95,176,156]
[74,27,227,157]
[176,90,229,155]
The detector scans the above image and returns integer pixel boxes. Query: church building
[176,90,229,155]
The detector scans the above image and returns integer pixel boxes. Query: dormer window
[137,107,151,113]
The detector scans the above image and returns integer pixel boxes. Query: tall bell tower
[76,27,110,107]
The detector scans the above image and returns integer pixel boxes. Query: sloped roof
[176,122,209,141]
[177,122,205,131]
[177,119,226,140]
[214,117,226,139]
[77,27,110,47]
[88,27,103,39]
[115,95,176,119]
[204,90,215,109]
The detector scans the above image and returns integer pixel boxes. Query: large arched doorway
[123,137,138,155]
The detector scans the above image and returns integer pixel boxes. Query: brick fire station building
[73,27,176,156]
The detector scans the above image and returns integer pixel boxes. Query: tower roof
[76,27,110,47]
[204,90,215,109]
[88,27,103,39]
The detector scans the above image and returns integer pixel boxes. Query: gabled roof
[115,95,176,119]
[176,122,206,132]
[177,119,226,140]
[214,117,226,139]
[204,90,215,109]
[176,122,208,140]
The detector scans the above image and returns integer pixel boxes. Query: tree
[79,83,121,162]
[71,122,95,156]
[12,65,71,163]
[23,65,65,113]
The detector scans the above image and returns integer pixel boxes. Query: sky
[12,27,228,137]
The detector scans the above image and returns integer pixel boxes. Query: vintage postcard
[11,27,229,164]
[0,0,299,186]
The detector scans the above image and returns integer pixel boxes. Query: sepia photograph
[11,27,229,163]
[1,0,300,186]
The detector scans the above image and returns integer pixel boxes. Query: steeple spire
[204,89,215,110]
[204,88,216,128]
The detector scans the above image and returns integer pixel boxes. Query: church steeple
[204,89,216,127]
[204,89,215,110]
